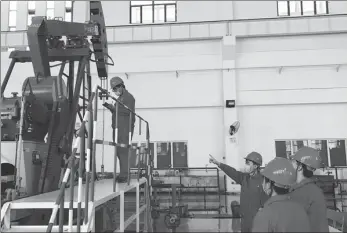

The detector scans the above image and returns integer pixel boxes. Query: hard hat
[292,146,322,169]
[244,152,263,166]
[110,76,124,88]
[261,157,296,189]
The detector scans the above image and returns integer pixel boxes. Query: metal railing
[46,85,152,232]
[0,85,153,232]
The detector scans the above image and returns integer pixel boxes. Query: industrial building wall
[235,33,347,167]
[0,39,225,172]
[91,40,225,172]
[1,1,347,30]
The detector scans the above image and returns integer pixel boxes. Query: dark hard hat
[110,76,124,88]
[244,152,263,166]
[292,146,322,170]
[261,157,296,189]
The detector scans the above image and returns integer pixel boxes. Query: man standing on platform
[103,76,136,183]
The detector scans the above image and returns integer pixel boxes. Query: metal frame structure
[1,85,153,232]
[1,1,154,231]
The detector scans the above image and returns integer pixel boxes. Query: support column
[221,36,240,192]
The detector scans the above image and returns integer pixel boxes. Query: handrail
[44,85,152,233]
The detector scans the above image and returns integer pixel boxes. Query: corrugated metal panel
[157,142,171,169]
[173,142,188,168]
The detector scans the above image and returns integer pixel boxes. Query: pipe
[46,144,79,233]
[77,123,86,232]
[0,58,16,97]
[68,153,76,232]
[127,112,133,185]
[59,190,64,232]
[15,96,26,191]
[46,104,91,232]
[91,88,98,202]
[84,92,95,224]
[113,101,119,192]
[136,141,141,181]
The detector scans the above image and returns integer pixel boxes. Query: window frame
[275,138,347,167]
[46,1,55,20]
[27,1,36,27]
[65,1,72,22]
[8,1,17,31]
[129,1,177,24]
[277,1,329,17]
[132,140,188,168]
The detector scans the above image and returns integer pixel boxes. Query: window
[130,142,155,168]
[46,1,55,19]
[65,1,72,22]
[130,141,188,169]
[9,1,17,31]
[27,1,36,27]
[28,1,35,13]
[277,1,328,16]
[275,139,347,167]
[130,1,177,24]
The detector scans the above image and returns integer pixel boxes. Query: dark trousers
[113,128,129,178]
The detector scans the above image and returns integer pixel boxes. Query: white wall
[177,1,234,22]
[234,33,347,166]
[92,40,224,170]
[233,1,277,19]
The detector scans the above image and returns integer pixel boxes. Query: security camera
[229,121,240,136]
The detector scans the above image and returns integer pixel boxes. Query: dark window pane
[329,140,347,167]
[172,142,188,168]
[157,142,171,169]
[275,141,288,158]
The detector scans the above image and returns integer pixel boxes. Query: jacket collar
[290,178,314,191]
[264,194,291,207]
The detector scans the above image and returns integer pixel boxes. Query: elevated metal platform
[1,178,149,232]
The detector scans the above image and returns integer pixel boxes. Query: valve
[164,213,180,229]
[151,209,160,219]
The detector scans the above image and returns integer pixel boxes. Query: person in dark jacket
[289,147,329,232]
[103,76,136,183]
[252,157,310,232]
[209,152,269,232]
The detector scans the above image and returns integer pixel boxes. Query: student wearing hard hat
[209,152,269,232]
[103,76,136,183]
[289,147,329,232]
[252,157,310,232]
